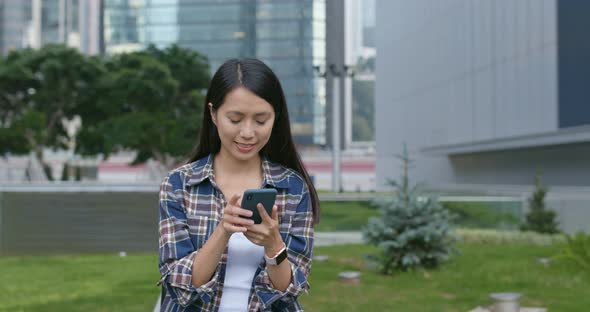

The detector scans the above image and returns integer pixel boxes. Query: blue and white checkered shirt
[157,154,314,311]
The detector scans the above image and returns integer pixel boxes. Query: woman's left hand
[244,204,285,255]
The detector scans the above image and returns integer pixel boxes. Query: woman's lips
[235,142,256,153]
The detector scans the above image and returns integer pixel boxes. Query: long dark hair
[187,58,320,224]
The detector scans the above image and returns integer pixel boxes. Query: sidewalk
[315,231,363,246]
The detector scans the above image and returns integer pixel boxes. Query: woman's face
[210,87,275,162]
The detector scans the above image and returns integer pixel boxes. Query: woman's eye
[256,120,266,125]
[230,119,240,124]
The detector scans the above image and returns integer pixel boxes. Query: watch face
[275,248,288,265]
[266,247,288,265]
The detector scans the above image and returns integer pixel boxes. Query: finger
[257,203,272,222]
[227,215,254,226]
[246,224,263,234]
[271,205,278,221]
[228,193,241,206]
[232,207,253,217]
[224,223,247,233]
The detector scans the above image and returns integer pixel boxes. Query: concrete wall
[375,1,590,230]
[449,142,590,186]
[0,185,159,256]
[376,0,559,186]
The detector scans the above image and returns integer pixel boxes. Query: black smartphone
[241,188,277,224]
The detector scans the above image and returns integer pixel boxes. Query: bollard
[313,255,329,262]
[489,293,521,312]
[338,271,361,285]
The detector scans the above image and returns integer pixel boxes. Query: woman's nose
[239,122,255,138]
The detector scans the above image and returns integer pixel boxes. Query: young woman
[157,58,320,311]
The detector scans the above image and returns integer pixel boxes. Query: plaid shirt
[157,154,314,311]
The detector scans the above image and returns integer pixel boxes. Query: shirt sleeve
[253,184,315,309]
[157,171,219,307]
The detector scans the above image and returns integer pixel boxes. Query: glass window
[257,40,314,58]
[105,0,146,7]
[181,42,244,59]
[145,6,177,24]
[256,2,312,20]
[177,4,244,23]
[313,0,326,20]
[177,24,247,41]
[146,25,178,43]
[256,21,306,40]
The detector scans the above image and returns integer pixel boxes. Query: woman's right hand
[221,193,255,234]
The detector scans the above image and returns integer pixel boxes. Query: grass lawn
[316,200,522,232]
[0,252,161,311]
[1,242,588,311]
[315,201,377,232]
[301,243,590,311]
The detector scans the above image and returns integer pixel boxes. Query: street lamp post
[314,64,355,193]
[328,64,341,193]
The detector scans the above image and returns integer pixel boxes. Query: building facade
[377,0,590,187]
[0,0,101,55]
[0,0,31,54]
[103,0,327,144]
[376,0,590,232]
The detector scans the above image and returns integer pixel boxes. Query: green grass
[316,201,378,232]
[0,242,587,311]
[316,200,523,232]
[443,201,521,230]
[301,243,590,311]
[0,252,161,311]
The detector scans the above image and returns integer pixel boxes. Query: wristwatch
[264,244,288,266]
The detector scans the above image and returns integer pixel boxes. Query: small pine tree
[362,144,457,274]
[520,174,560,234]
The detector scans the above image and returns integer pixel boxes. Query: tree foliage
[0,44,210,180]
[363,144,457,274]
[0,45,105,180]
[76,44,209,169]
[520,174,560,234]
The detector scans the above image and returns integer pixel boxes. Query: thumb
[271,205,278,221]
[229,193,241,207]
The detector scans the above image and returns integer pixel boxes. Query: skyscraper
[0,0,32,54]
[0,0,101,55]
[103,0,327,145]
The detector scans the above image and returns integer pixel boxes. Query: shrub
[557,229,590,271]
[362,145,457,274]
[520,174,560,234]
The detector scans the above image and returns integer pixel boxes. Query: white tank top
[218,232,265,312]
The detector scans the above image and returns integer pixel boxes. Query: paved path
[315,231,363,246]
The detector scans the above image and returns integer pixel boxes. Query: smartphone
[241,188,277,224]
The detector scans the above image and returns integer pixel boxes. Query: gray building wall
[375,0,589,186]
[376,0,590,232]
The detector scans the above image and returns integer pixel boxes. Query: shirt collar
[186,153,290,189]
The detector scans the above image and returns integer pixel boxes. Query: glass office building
[0,0,98,55]
[0,0,32,54]
[103,0,326,145]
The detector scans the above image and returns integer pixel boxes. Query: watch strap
[265,245,287,265]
